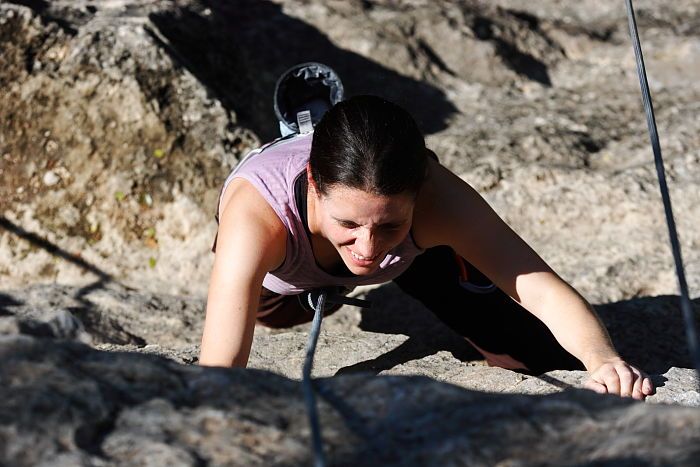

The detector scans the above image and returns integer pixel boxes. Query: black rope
[302,291,327,467]
[624,0,700,380]
[302,288,372,467]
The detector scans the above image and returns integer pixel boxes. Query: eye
[339,220,359,229]
[379,222,406,232]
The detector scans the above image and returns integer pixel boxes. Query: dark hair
[309,95,427,196]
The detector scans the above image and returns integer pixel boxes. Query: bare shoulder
[215,178,287,275]
[412,158,482,248]
[411,156,551,290]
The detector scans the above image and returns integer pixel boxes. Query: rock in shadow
[0,284,146,345]
[5,334,700,466]
[0,293,22,316]
[67,303,147,346]
[70,281,147,346]
[0,217,144,344]
[6,0,81,34]
[147,0,457,141]
[335,283,482,376]
[336,282,700,378]
[595,295,700,375]
[472,14,553,86]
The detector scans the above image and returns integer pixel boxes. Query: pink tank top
[218,132,424,295]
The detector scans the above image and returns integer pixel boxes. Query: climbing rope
[624,0,700,379]
[302,288,372,467]
[302,290,327,467]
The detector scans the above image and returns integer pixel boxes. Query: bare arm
[199,179,286,367]
[413,159,654,398]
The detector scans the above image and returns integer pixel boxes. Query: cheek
[325,225,355,244]
[367,227,411,250]
[384,227,411,246]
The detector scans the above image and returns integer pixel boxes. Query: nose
[354,228,380,258]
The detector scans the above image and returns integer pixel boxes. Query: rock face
[2,0,700,300]
[2,329,700,466]
[0,0,257,296]
[2,0,700,465]
[2,283,699,406]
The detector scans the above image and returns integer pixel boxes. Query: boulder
[1,283,698,407]
[1,330,700,466]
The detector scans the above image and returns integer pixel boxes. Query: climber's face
[308,182,415,276]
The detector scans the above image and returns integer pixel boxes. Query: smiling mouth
[349,249,377,262]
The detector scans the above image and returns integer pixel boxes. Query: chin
[346,264,379,276]
[342,251,382,275]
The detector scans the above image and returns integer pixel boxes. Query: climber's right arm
[199,179,286,368]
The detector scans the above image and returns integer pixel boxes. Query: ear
[306,162,319,195]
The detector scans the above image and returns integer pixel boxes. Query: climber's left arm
[412,157,655,399]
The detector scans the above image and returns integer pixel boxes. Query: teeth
[351,250,373,261]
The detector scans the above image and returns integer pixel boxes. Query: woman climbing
[199,92,654,401]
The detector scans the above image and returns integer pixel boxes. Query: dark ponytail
[309,95,427,196]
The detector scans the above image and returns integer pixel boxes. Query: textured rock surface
[2,0,699,300]
[0,0,257,296]
[2,331,700,467]
[2,283,698,407]
[2,1,700,465]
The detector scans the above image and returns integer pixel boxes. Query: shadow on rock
[0,216,113,283]
[337,280,700,378]
[147,0,457,141]
[6,0,81,34]
[336,283,482,376]
[596,295,700,375]
[0,293,22,316]
[0,216,147,345]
